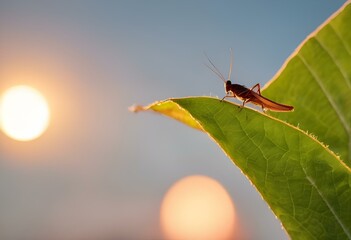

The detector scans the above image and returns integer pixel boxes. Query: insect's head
[225,80,232,93]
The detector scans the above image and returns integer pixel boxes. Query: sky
[0,1,346,239]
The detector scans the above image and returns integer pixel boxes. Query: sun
[0,85,50,141]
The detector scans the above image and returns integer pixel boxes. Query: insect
[205,51,294,112]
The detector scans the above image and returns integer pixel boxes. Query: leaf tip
[128,104,146,113]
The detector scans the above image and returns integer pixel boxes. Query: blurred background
[0,1,346,239]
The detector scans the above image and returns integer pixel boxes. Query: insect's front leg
[220,92,235,102]
[220,95,228,102]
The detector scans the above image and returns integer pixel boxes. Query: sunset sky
[0,1,346,239]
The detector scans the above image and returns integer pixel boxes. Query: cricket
[206,51,294,112]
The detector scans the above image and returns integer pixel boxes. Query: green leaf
[133,97,351,239]
[262,2,351,166]
[131,2,351,239]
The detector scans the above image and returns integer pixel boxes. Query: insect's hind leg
[250,83,261,95]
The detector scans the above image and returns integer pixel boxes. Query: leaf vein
[329,22,351,55]
[297,53,351,162]
[314,34,351,90]
[302,168,351,238]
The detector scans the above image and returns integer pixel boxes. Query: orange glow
[0,85,50,141]
[160,175,236,240]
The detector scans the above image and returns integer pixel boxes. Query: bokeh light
[160,175,236,240]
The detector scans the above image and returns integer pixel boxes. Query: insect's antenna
[204,52,226,83]
[228,48,233,81]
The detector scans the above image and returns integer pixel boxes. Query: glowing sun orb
[0,85,50,141]
[160,175,236,240]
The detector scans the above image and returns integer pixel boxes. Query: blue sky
[0,1,346,239]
